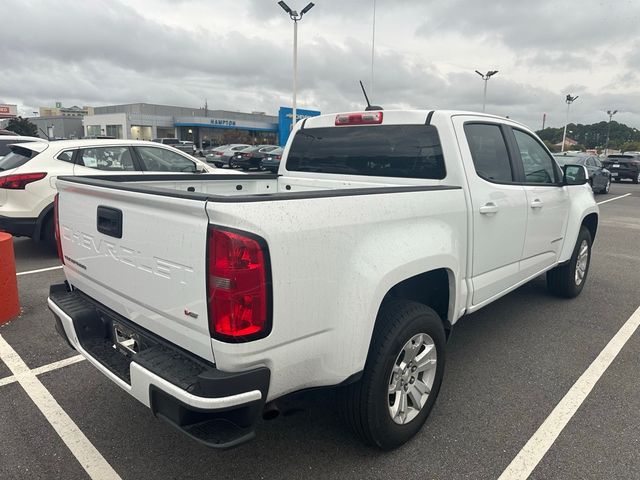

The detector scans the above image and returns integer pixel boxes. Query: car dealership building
[82,103,280,147]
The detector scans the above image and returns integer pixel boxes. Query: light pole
[371,0,377,96]
[561,94,579,152]
[278,1,315,131]
[475,70,498,113]
[605,109,617,155]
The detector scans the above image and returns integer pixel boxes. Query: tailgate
[56,179,214,362]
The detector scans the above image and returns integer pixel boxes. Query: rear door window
[0,146,39,171]
[136,146,197,172]
[79,147,135,171]
[286,125,446,179]
[464,124,514,183]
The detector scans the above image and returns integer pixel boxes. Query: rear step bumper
[47,283,270,449]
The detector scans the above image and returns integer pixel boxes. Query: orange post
[0,232,20,324]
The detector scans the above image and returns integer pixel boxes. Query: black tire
[547,226,592,298]
[42,216,57,252]
[214,162,223,168]
[633,172,640,184]
[341,299,446,450]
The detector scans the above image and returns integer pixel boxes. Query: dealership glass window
[106,125,123,139]
[86,125,101,137]
[135,146,196,172]
[79,147,135,171]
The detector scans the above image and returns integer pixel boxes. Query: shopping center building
[82,103,281,147]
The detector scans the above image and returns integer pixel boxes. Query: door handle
[530,199,544,209]
[479,202,499,215]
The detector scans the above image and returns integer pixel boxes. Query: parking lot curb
[0,233,20,324]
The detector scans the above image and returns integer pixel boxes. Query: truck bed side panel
[207,188,467,400]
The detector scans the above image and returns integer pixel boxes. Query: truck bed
[61,173,456,200]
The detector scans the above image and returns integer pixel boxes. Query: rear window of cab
[286,125,446,180]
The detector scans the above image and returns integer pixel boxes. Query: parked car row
[553,153,612,193]
[204,143,282,171]
[0,139,237,247]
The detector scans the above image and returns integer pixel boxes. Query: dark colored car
[554,154,611,194]
[260,147,283,172]
[231,145,280,170]
[602,154,640,184]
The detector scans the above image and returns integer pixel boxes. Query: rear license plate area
[112,322,140,356]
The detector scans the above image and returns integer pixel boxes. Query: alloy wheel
[575,240,589,286]
[388,333,437,425]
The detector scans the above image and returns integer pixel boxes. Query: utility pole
[475,70,499,113]
[561,94,579,152]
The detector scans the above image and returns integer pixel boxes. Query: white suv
[0,139,235,246]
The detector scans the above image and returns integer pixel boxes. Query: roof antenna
[359,80,383,111]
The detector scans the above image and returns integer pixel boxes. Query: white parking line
[0,355,85,388]
[0,374,15,387]
[16,265,63,276]
[597,193,632,205]
[32,354,85,376]
[0,335,120,480]
[498,305,640,480]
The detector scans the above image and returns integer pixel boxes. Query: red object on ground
[0,232,20,324]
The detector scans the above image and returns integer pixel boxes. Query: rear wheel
[341,299,445,450]
[634,172,640,184]
[601,178,611,194]
[547,226,592,298]
[42,215,57,252]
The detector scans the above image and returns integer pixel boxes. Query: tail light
[214,152,223,156]
[54,194,64,265]
[335,111,383,126]
[207,227,271,342]
[242,153,252,158]
[275,155,282,160]
[0,172,47,189]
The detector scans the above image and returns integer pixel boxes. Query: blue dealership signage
[278,107,321,146]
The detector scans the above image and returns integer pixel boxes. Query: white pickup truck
[48,110,598,450]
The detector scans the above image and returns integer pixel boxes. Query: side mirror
[562,164,589,186]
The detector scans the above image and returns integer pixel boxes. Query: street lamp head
[300,2,315,15]
[613,110,618,115]
[487,70,499,77]
[278,1,293,14]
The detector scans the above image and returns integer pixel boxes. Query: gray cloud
[1,0,639,130]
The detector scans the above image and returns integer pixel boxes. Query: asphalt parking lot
[1,183,639,480]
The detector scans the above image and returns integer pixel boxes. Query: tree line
[536,121,640,153]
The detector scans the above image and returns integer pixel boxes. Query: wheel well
[383,268,451,336]
[582,213,598,242]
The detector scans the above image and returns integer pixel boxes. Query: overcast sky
[2,0,639,129]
